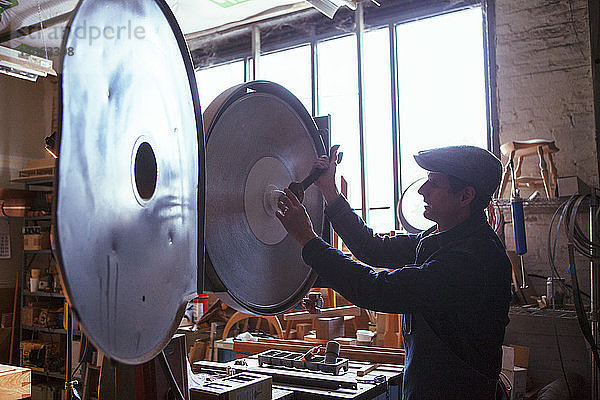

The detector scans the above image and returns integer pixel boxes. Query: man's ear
[460,186,476,207]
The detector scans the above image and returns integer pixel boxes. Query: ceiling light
[0,45,56,82]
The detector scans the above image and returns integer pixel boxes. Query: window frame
[192,0,497,231]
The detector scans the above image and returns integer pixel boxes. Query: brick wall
[496,0,596,188]
[495,0,596,392]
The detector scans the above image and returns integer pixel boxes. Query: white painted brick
[496,0,597,186]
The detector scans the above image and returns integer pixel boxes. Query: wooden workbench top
[0,364,31,400]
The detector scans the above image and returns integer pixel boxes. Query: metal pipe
[311,41,318,117]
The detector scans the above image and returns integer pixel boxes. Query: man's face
[417,172,463,227]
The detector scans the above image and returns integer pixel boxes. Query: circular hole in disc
[134,142,158,200]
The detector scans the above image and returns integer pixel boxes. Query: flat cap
[414,145,502,197]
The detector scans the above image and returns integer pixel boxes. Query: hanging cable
[556,193,600,372]
[158,350,186,400]
[36,0,49,60]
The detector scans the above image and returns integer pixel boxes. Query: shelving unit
[16,176,76,399]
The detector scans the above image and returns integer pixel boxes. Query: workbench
[192,356,403,400]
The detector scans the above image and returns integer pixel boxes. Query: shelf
[22,325,67,334]
[23,291,64,298]
[509,305,588,319]
[30,370,65,380]
[24,249,52,254]
[24,215,52,221]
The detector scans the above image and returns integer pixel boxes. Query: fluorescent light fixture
[306,0,379,18]
[0,45,57,82]
[306,0,355,18]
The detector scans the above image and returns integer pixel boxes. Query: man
[276,145,512,399]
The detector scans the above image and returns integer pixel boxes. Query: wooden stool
[498,139,559,199]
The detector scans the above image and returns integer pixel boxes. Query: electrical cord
[552,316,571,398]
[71,334,89,377]
[557,193,600,372]
[158,350,186,400]
[547,198,569,284]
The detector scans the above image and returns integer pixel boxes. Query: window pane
[195,61,245,110]
[364,28,394,233]
[317,35,361,210]
[261,46,312,112]
[397,7,487,230]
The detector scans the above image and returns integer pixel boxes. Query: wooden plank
[10,174,54,183]
[256,338,403,353]
[233,339,404,365]
[283,306,361,321]
[0,364,31,399]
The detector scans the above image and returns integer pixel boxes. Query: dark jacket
[302,195,512,399]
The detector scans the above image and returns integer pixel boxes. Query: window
[195,60,245,111]
[397,7,488,230]
[363,28,394,233]
[316,36,362,210]
[261,45,312,112]
[193,4,490,234]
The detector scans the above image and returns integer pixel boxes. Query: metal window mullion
[251,26,260,80]
[311,41,318,117]
[356,4,369,223]
[389,23,401,231]
[482,0,499,156]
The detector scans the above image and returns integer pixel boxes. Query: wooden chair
[498,139,559,199]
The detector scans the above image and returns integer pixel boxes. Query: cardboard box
[24,232,51,250]
[502,367,527,400]
[558,176,590,197]
[315,316,344,340]
[22,340,60,372]
[37,307,61,328]
[1,312,13,328]
[502,345,528,400]
[22,305,42,326]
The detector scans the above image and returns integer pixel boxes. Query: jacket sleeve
[302,237,485,314]
[325,195,421,268]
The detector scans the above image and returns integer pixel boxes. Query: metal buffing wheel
[55,0,203,364]
[203,81,326,315]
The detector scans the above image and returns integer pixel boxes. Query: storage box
[502,367,527,400]
[315,316,344,340]
[557,176,590,197]
[502,345,528,400]
[24,232,51,250]
[37,307,62,328]
[1,313,12,328]
[22,340,60,372]
[22,305,42,326]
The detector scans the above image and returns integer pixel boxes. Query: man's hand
[276,188,318,246]
[313,146,341,204]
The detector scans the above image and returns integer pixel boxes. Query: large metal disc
[55,0,203,364]
[203,81,325,315]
